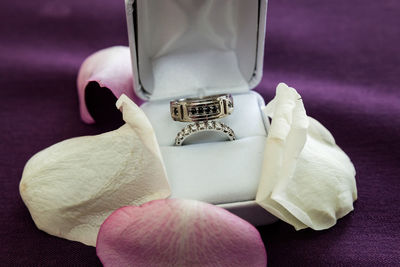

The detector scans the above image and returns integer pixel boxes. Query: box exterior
[219,201,278,226]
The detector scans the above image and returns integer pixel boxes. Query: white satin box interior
[125,0,277,225]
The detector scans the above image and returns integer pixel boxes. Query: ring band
[175,121,236,146]
[170,94,234,122]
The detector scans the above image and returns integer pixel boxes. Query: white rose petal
[20,95,171,246]
[256,83,357,230]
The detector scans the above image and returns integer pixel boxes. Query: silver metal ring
[175,121,236,146]
[170,94,234,122]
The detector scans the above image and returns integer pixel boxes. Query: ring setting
[170,94,236,146]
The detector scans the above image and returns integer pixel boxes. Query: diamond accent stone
[190,124,198,132]
[198,122,206,130]
[184,128,191,135]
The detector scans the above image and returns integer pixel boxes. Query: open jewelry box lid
[125,0,268,101]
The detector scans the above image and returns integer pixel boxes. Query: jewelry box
[125,0,277,225]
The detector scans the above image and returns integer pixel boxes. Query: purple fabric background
[1,0,399,266]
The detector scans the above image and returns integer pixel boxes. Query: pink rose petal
[97,199,267,267]
[77,46,141,124]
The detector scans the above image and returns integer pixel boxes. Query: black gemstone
[190,108,197,115]
[173,108,179,116]
[198,107,204,114]
[205,106,211,114]
[211,106,218,113]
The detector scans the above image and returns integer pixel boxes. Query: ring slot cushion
[126,0,277,225]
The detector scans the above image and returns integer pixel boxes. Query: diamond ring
[175,121,236,146]
[170,94,235,146]
[170,94,234,122]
